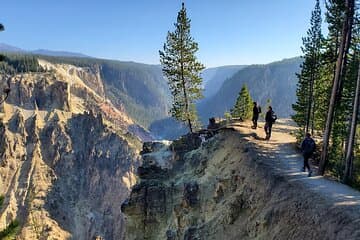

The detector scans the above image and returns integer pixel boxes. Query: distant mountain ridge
[0,43,23,52]
[202,65,247,98]
[197,57,302,122]
[0,43,90,58]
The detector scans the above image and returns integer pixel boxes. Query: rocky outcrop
[123,130,360,240]
[0,59,144,239]
[68,64,105,98]
[0,108,141,239]
[6,73,71,111]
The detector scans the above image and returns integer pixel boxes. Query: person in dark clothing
[252,102,260,129]
[207,117,219,130]
[264,106,276,140]
[301,133,316,177]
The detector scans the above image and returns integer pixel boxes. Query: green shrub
[0,220,20,240]
[0,195,4,208]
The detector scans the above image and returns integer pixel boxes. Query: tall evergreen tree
[319,0,355,175]
[159,3,205,133]
[342,13,360,183]
[231,84,253,120]
[313,0,345,133]
[324,1,347,176]
[292,0,323,138]
[279,0,360,184]
[312,0,347,176]
[343,63,360,183]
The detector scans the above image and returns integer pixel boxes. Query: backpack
[302,138,315,154]
[258,106,261,113]
[271,112,277,123]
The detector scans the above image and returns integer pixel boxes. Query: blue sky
[1,0,319,67]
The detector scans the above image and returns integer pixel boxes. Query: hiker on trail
[252,102,261,129]
[207,117,219,130]
[301,133,316,177]
[264,106,276,140]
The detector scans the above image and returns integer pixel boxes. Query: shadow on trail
[236,127,360,208]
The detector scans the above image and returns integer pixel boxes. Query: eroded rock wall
[123,131,360,240]
[0,59,143,239]
[5,73,70,111]
[0,109,140,239]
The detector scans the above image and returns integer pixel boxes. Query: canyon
[0,59,143,239]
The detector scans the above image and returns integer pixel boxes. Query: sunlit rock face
[0,59,143,239]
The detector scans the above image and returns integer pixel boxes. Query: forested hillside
[291,0,360,186]
[198,57,302,123]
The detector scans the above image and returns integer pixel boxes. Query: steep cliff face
[0,59,143,239]
[123,130,360,240]
[38,56,171,129]
[5,72,70,112]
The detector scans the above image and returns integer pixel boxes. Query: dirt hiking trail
[228,119,360,210]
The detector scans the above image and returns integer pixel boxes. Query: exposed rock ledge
[122,129,360,240]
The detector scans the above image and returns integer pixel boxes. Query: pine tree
[292,0,323,138]
[159,3,205,133]
[313,0,346,175]
[343,62,360,183]
[319,0,355,175]
[313,0,345,134]
[231,84,253,120]
[292,0,359,179]
[342,14,360,183]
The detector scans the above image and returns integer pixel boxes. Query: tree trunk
[180,54,192,133]
[187,118,193,133]
[181,71,192,133]
[311,96,316,135]
[318,0,355,175]
[311,52,319,136]
[343,63,360,183]
[306,68,315,135]
[336,7,355,104]
[179,24,192,134]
